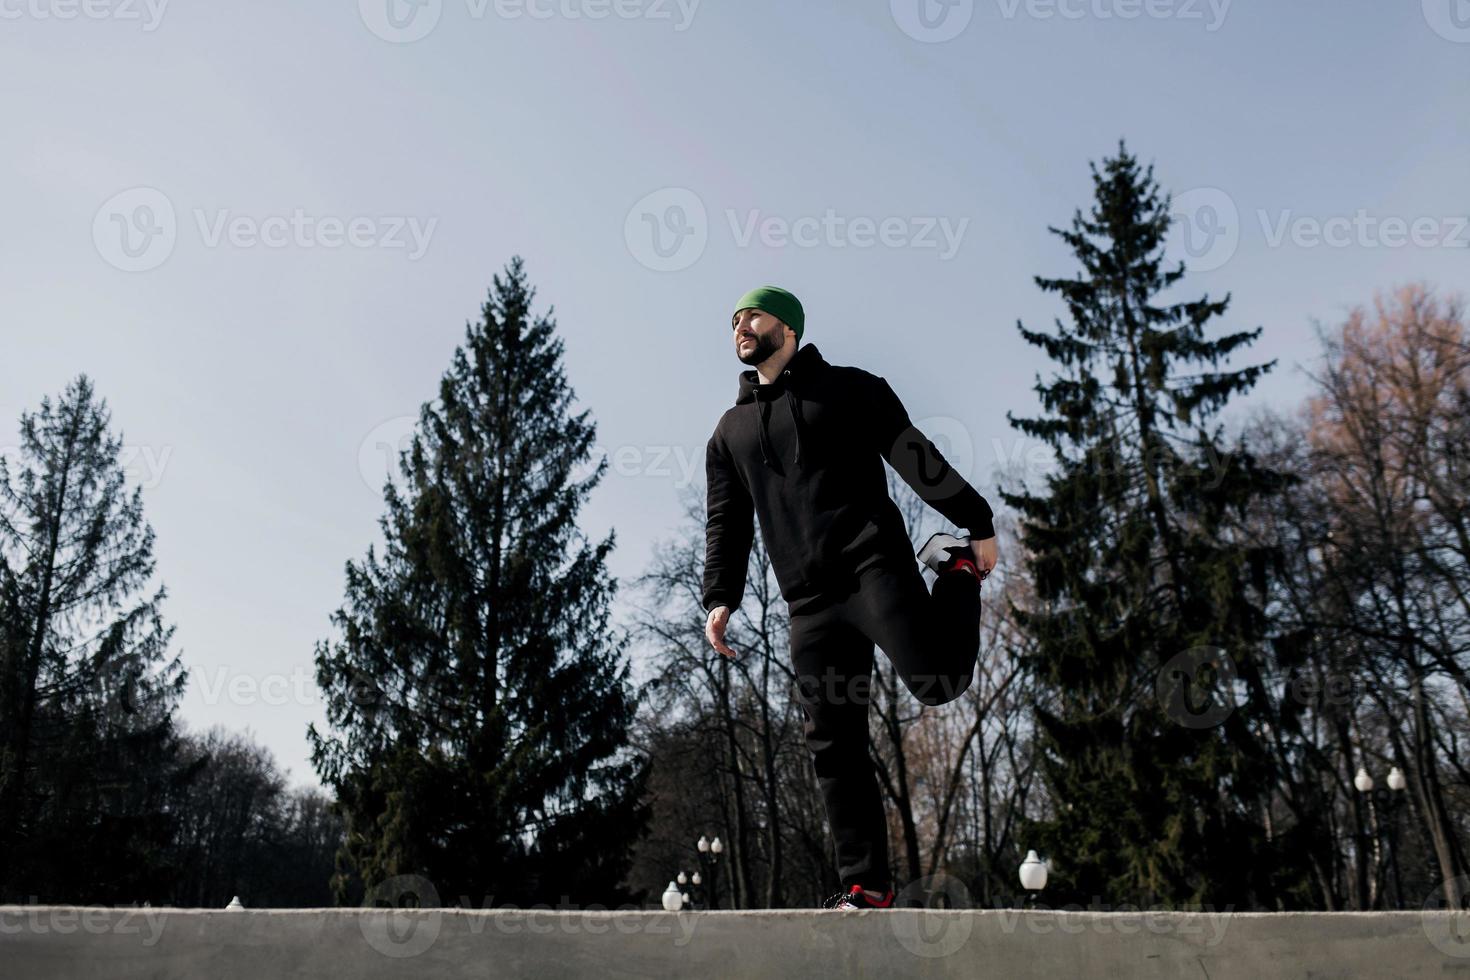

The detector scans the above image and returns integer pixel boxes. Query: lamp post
[1355,765,1408,909]
[695,835,724,910]
[1019,850,1047,909]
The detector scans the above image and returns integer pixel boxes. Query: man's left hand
[970,535,998,580]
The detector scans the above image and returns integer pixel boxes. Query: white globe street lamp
[661,882,683,912]
[692,834,725,909]
[1387,766,1406,792]
[1354,768,1374,793]
[1019,849,1048,905]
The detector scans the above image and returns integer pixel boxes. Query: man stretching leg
[702,286,999,910]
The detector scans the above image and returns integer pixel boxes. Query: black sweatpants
[787,554,982,893]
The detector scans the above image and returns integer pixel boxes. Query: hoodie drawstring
[758,386,804,471]
[787,387,803,468]
[758,398,773,467]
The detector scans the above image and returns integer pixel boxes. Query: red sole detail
[945,558,983,582]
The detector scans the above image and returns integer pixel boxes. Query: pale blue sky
[3,0,1466,786]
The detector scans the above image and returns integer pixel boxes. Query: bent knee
[905,668,974,706]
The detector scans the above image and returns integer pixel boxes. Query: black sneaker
[916,532,986,582]
[822,884,896,910]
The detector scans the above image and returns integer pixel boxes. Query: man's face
[732,307,788,366]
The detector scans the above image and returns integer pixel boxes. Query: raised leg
[849,558,981,706]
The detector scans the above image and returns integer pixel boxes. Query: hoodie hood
[735,343,826,471]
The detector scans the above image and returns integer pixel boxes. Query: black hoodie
[702,342,995,613]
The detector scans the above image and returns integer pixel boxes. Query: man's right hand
[706,605,737,658]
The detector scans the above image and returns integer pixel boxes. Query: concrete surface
[3,906,1470,979]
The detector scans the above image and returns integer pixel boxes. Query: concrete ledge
[3,906,1469,979]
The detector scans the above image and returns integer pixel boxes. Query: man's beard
[737,332,782,366]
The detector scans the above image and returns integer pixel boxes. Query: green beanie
[733,286,804,342]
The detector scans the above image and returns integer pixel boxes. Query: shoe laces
[823,884,891,909]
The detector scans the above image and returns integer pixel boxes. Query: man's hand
[706,605,737,658]
[969,535,998,581]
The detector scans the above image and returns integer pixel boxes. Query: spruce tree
[1001,143,1297,908]
[309,258,647,908]
[0,375,187,902]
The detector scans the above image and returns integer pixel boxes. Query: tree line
[1,144,1464,911]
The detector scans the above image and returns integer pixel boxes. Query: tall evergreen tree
[1000,143,1299,908]
[309,258,647,907]
[0,375,188,902]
